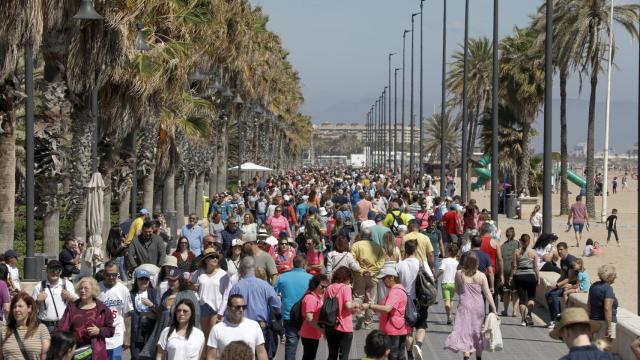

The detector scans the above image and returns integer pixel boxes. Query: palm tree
[424,111,462,174]
[500,26,546,194]
[553,0,639,217]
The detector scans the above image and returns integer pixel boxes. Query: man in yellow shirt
[351,231,385,330]
[401,219,435,275]
[125,208,150,245]
[383,201,412,232]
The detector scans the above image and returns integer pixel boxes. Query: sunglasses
[189,218,197,221]
[229,222,238,225]
[229,304,248,311]
[175,308,191,314]
[204,241,216,246]
[180,242,189,245]
[279,243,288,246]
[320,284,329,289]
[104,272,119,278]
[48,267,63,273]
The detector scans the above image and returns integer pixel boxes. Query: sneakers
[526,315,534,327]
[446,316,452,325]
[548,320,556,329]
[521,320,527,327]
[412,344,423,360]
[355,317,365,331]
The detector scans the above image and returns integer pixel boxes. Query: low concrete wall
[537,271,640,360]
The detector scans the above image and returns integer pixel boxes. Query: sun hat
[397,224,408,233]
[377,266,399,279]
[134,269,151,279]
[257,228,269,238]
[243,233,258,244]
[161,256,178,268]
[319,207,328,216]
[325,200,334,209]
[199,248,219,265]
[360,220,376,231]
[549,307,601,340]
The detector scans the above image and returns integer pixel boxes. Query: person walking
[444,251,497,360]
[195,248,231,343]
[567,196,589,248]
[324,267,359,360]
[352,227,385,330]
[172,236,197,273]
[511,234,539,327]
[363,267,409,360]
[220,219,242,257]
[529,205,543,240]
[298,274,329,360]
[32,260,77,334]
[606,209,619,246]
[274,255,312,360]
[56,277,115,360]
[0,293,51,359]
[326,234,361,279]
[99,261,133,360]
[157,298,205,360]
[127,221,166,271]
[130,269,160,359]
[500,227,520,317]
[436,243,459,325]
[181,214,205,257]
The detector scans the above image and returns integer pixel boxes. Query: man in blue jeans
[545,241,577,329]
[273,255,312,360]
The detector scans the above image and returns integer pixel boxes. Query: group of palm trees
[424,0,638,216]
[0,0,312,253]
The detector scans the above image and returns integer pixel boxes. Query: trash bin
[506,194,517,218]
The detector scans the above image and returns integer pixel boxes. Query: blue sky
[249,0,639,152]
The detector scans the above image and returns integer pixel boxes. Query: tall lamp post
[410,12,419,188]
[382,87,387,173]
[388,53,395,175]
[394,67,400,174]
[440,0,447,197]
[234,93,244,189]
[542,0,553,233]
[401,29,410,185]
[419,0,426,189]
[491,0,499,223]
[600,0,615,223]
[461,0,469,202]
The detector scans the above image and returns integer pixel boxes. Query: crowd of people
[0,167,628,360]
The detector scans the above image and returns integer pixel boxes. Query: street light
[233,93,244,189]
[388,53,395,175]
[410,12,419,188]
[461,0,470,202]
[440,1,447,197]
[491,0,500,223]
[383,87,387,173]
[542,0,553,232]
[394,67,400,174]
[402,29,410,186]
[74,0,103,20]
[419,0,426,189]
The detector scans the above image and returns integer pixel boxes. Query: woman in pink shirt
[363,267,409,360]
[324,267,359,360]
[299,274,330,360]
[415,202,431,231]
[305,238,325,276]
[266,206,290,237]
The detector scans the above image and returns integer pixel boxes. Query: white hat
[302,195,309,201]
[319,207,328,216]
[360,220,376,231]
[377,266,399,279]
[231,238,244,247]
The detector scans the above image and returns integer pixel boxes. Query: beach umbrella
[85,172,106,272]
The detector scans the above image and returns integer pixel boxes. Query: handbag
[73,344,93,360]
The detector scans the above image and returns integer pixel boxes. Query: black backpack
[389,210,405,235]
[288,294,307,331]
[318,286,343,328]
[415,261,437,307]
[390,287,418,328]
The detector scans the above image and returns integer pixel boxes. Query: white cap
[231,238,244,247]
[377,266,399,279]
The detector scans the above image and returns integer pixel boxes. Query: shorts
[441,283,456,300]
[414,304,429,329]
[531,226,541,233]
[200,303,217,317]
[513,273,537,304]
[573,223,584,233]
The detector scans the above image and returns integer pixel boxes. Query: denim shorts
[573,223,584,233]
[200,303,217,317]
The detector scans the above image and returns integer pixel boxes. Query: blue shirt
[588,280,618,322]
[296,203,308,225]
[230,275,281,324]
[180,224,204,256]
[578,271,590,292]
[273,268,312,320]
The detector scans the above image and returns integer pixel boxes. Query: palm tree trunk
[142,167,155,210]
[187,173,196,216]
[560,67,569,215]
[518,121,532,195]
[42,210,60,255]
[195,172,204,218]
[70,103,94,242]
[163,167,175,214]
[0,81,19,251]
[216,121,228,191]
[119,189,131,222]
[585,63,598,218]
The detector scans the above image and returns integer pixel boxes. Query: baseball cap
[374,213,386,223]
[231,238,244,247]
[140,208,150,215]
[166,268,182,280]
[3,250,18,260]
[46,260,63,271]
[135,269,151,279]
[279,231,289,239]
[377,266,399,279]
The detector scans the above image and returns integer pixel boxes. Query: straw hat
[199,248,219,266]
[549,307,601,340]
[161,256,177,268]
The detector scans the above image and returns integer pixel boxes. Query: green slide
[471,154,492,191]
[567,169,587,188]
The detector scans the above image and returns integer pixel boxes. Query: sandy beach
[472,172,639,313]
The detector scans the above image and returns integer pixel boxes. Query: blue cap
[140,208,150,215]
[279,231,289,239]
[3,250,18,259]
[135,269,151,279]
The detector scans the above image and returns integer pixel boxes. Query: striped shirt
[0,324,50,360]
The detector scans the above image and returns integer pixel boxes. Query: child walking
[437,243,460,325]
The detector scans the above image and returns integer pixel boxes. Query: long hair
[462,251,479,277]
[382,232,397,258]
[5,292,39,340]
[45,331,76,360]
[167,298,196,340]
[529,205,541,220]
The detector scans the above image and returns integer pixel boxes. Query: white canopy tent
[228,162,273,171]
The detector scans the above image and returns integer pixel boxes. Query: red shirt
[479,235,497,273]
[442,211,459,235]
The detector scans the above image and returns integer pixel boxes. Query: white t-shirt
[8,265,20,290]
[159,326,205,360]
[207,318,265,357]
[31,278,77,321]
[530,212,543,227]
[99,281,133,350]
[396,258,433,300]
[134,290,151,312]
[439,257,459,284]
[197,269,231,315]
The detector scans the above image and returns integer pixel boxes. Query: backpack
[338,211,354,229]
[390,287,418,328]
[288,292,311,331]
[415,261,437,307]
[318,286,343,328]
[389,210,404,235]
